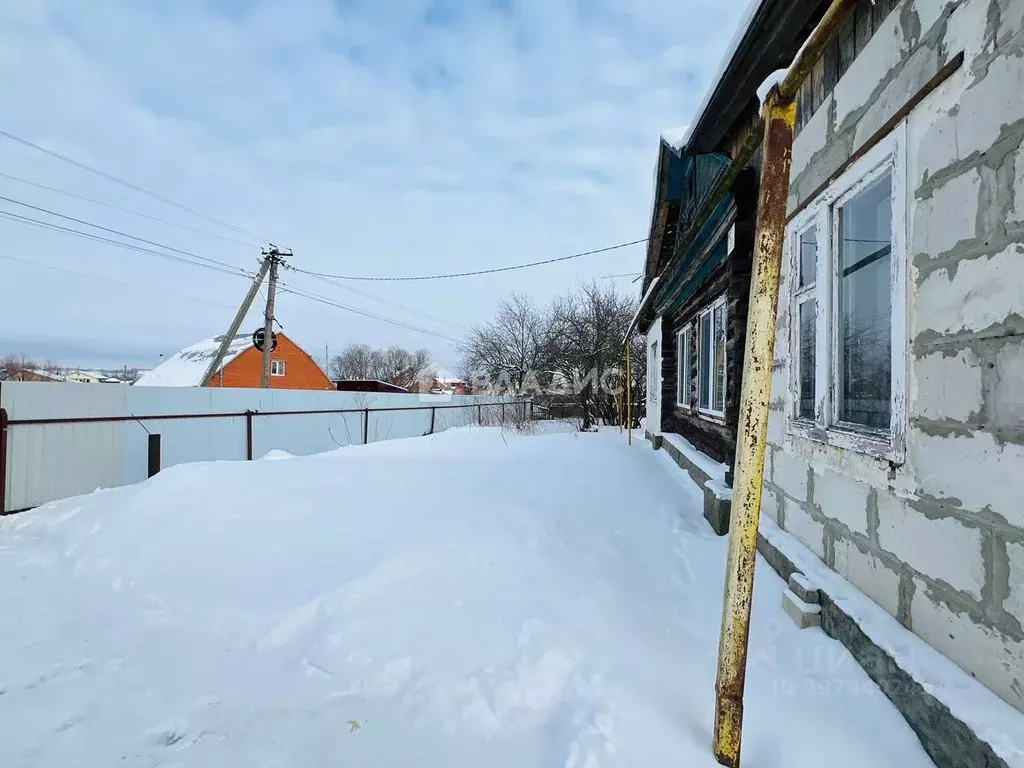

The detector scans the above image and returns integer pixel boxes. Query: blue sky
[0,0,751,370]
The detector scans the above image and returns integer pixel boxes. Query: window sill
[697,408,726,424]
[787,419,902,464]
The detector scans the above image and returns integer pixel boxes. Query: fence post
[529,400,533,421]
[245,410,254,460]
[429,407,436,435]
[478,404,482,424]
[0,407,8,515]
[501,401,505,423]
[363,408,370,445]
[147,433,161,478]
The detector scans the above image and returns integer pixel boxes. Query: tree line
[328,345,433,391]
[460,281,647,429]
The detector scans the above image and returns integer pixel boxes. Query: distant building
[423,364,467,395]
[10,369,68,383]
[334,379,411,394]
[65,370,103,384]
[135,332,333,390]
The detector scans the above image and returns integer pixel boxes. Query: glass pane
[649,342,658,399]
[799,228,817,287]
[837,172,892,429]
[713,305,726,412]
[699,314,712,409]
[798,299,816,419]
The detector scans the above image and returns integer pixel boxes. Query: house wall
[767,0,1024,712]
[210,335,333,391]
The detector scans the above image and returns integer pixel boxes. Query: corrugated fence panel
[1,382,521,512]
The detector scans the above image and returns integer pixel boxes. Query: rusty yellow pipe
[712,87,796,768]
[712,4,857,764]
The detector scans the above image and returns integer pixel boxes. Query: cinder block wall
[765,0,1024,712]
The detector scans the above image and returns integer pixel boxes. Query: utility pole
[260,246,290,388]
[200,256,272,387]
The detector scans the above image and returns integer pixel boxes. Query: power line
[0,127,270,243]
[298,271,471,332]
[0,209,254,279]
[293,238,650,281]
[277,280,462,343]
[0,171,256,247]
[0,194,248,273]
[0,252,238,308]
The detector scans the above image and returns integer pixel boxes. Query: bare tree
[0,354,33,381]
[329,344,376,380]
[549,282,638,430]
[369,346,432,389]
[460,293,557,394]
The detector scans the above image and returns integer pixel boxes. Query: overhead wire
[0,194,248,273]
[0,171,257,247]
[0,127,270,244]
[0,252,238,309]
[292,238,650,281]
[0,209,255,279]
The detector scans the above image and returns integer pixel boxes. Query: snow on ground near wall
[0,425,933,767]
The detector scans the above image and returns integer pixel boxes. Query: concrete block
[1007,540,1024,627]
[952,51,1024,162]
[772,449,809,502]
[788,572,820,604]
[783,500,826,560]
[876,494,985,598]
[782,588,822,629]
[999,0,1024,44]
[853,45,940,151]
[812,467,870,537]
[914,106,962,186]
[942,0,994,66]
[767,409,785,445]
[832,13,905,131]
[704,492,730,537]
[913,349,984,422]
[910,577,1024,713]
[650,434,663,451]
[911,429,1024,529]
[791,94,832,181]
[913,169,982,258]
[916,244,1024,335]
[991,338,1024,427]
[914,0,947,38]
[760,483,780,525]
[833,536,902,618]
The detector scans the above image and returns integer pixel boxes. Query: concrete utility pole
[200,256,272,387]
[260,246,290,388]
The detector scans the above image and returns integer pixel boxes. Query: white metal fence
[0,382,526,514]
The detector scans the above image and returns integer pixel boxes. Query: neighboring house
[633,0,1024,738]
[136,332,334,390]
[10,368,68,383]
[423,364,467,395]
[334,379,410,394]
[66,370,103,384]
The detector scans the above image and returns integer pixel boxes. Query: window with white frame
[786,126,906,459]
[676,325,692,407]
[271,359,286,376]
[697,296,727,417]
[648,340,659,403]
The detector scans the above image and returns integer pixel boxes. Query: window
[676,326,692,407]
[786,127,906,459]
[648,340,659,403]
[794,226,818,420]
[697,297,727,417]
[271,359,286,376]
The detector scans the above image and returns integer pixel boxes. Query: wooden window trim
[676,326,693,409]
[696,295,728,419]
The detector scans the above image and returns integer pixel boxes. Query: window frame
[676,325,692,408]
[271,359,286,377]
[696,295,727,419]
[785,124,907,463]
[648,339,659,406]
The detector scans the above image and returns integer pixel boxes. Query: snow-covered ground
[0,425,934,767]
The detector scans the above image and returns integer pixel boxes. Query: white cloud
[0,0,751,369]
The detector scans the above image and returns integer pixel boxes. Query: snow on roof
[660,124,691,150]
[24,368,68,382]
[426,363,464,384]
[135,333,253,387]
